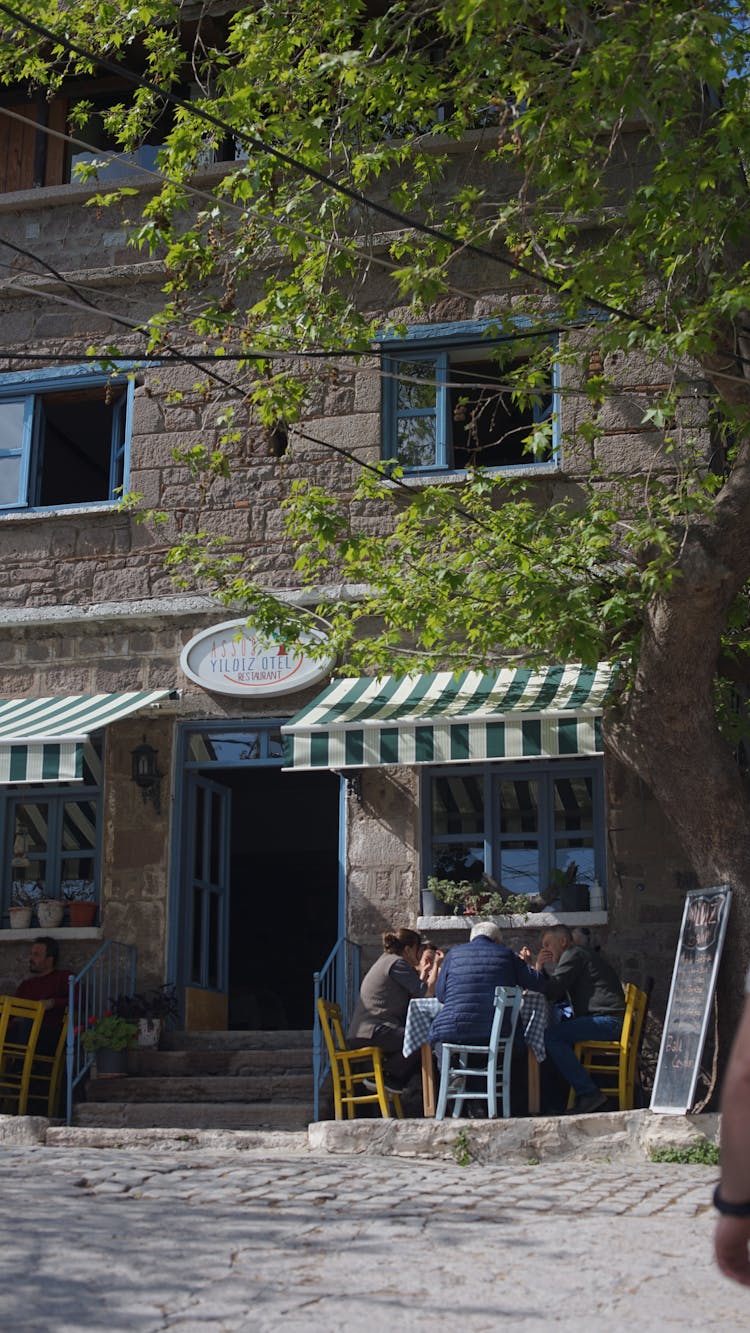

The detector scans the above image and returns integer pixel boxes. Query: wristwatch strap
[713,1184,750,1217]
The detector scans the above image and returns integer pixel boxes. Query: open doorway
[220,767,340,1029]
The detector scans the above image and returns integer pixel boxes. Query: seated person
[430,921,546,1051]
[14,936,71,1056]
[417,940,441,984]
[537,924,625,1114]
[348,927,442,1088]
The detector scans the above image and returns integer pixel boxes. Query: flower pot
[94,1047,130,1077]
[560,883,591,912]
[36,899,64,928]
[67,901,97,927]
[8,905,32,929]
[136,1018,162,1049]
[421,888,449,916]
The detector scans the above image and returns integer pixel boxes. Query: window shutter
[0,103,38,192]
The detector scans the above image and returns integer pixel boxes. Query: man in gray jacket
[537,924,625,1114]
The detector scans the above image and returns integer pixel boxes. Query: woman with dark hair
[348,928,442,1088]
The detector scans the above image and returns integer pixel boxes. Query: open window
[382,322,559,473]
[0,367,133,511]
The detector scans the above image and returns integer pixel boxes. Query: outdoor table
[403,992,550,1117]
[403,997,441,1116]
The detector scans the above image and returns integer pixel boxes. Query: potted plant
[8,885,36,929]
[426,876,532,918]
[112,984,179,1048]
[36,897,65,928]
[549,862,590,912]
[80,1011,137,1076]
[63,883,97,927]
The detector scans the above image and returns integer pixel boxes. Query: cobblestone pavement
[0,1146,746,1332]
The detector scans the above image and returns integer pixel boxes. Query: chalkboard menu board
[651,885,732,1114]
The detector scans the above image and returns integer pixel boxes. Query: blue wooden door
[183,773,231,1010]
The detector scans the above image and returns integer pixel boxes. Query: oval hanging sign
[180,619,334,697]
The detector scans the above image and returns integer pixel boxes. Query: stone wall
[346,766,420,969]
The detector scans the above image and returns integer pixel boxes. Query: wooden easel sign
[650,885,732,1114]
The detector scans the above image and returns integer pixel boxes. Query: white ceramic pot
[36,899,65,928]
[8,905,33,929]
[136,1018,162,1048]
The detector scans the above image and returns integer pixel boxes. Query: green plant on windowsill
[426,877,532,918]
[80,1012,137,1053]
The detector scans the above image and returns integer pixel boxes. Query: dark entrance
[222,766,339,1030]
[177,724,341,1031]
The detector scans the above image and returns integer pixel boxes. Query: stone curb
[308,1108,720,1163]
[0,1109,719,1162]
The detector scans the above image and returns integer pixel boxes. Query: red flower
[88,1016,98,1026]
[103,1009,113,1018]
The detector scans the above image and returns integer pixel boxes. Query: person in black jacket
[537,924,625,1115]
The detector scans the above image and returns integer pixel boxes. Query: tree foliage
[2,2,750,898]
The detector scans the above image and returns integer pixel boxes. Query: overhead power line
[0,0,657,335]
[0,103,485,312]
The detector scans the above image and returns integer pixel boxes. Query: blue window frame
[0,364,134,511]
[423,759,606,905]
[2,738,103,922]
[382,320,560,473]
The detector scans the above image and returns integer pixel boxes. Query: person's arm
[390,957,427,1000]
[715,992,750,1286]
[540,948,584,1001]
[422,949,444,998]
[513,954,547,992]
[436,953,450,1003]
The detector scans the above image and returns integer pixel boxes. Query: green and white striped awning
[0,691,172,783]
[282,664,612,770]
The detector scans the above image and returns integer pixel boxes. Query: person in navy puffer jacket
[430,921,546,1053]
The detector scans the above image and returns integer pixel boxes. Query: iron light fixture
[131,740,162,813]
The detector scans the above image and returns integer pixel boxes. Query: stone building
[0,66,704,1081]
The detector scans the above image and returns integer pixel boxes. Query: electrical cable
[0,0,661,335]
[0,103,485,311]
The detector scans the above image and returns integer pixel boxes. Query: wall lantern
[131,740,162,813]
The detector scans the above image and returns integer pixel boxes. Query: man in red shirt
[15,936,71,1054]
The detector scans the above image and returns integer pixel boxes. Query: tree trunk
[607,478,750,1037]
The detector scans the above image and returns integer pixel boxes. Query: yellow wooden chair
[0,995,46,1115]
[317,998,403,1120]
[26,1011,69,1118]
[567,983,649,1111]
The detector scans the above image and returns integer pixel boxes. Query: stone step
[73,1101,313,1130]
[161,1029,312,1052]
[128,1047,312,1077]
[85,1073,314,1104]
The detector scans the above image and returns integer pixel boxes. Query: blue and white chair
[435,985,523,1120]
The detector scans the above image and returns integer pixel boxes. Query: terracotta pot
[68,901,97,927]
[8,905,32,929]
[36,899,64,928]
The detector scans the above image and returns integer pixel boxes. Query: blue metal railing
[312,936,360,1122]
[66,940,137,1125]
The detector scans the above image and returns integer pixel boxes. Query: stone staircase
[74,1029,318,1130]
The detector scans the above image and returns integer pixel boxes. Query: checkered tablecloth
[403,997,442,1057]
[403,992,549,1062]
